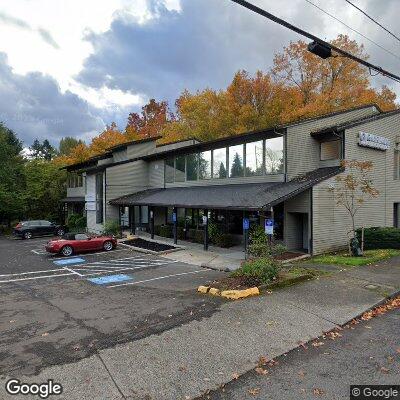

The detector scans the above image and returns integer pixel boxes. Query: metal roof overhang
[109,167,342,211]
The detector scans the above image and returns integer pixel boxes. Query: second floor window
[394,149,400,180]
[320,139,341,161]
[67,173,83,188]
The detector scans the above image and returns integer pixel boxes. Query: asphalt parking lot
[0,236,226,376]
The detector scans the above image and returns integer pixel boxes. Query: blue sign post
[243,218,250,231]
[265,218,274,235]
[172,212,177,223]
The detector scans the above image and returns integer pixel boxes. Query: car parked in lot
[13,220,67,240]
[45,233,117,256]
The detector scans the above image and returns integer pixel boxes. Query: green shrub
[194,229,204,243]
[356,227,400,249]
[67,213,80,229]
[248,241,286,258]
[215,233,236,248]
[102,220,120,236]
[249,224,267,244]
[75,216,87,229]
[232,256,280,284]
[159,224,173,238]
[208,222,221,244]
[154,225,161,236]
[177,226,185,239]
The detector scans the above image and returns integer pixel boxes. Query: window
[394,203,399,228]
[213,148,227,179]
[67,173,83,188]
[199,151,211,180]
[320,140,341,161]
[265,137,284,173]
[186,154,199,181]
[245,140,264,176]
[96,173,103,224]
[165,158,174,183]
[229,144,244,178]
[175,155,186,182]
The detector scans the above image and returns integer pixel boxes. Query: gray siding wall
[284,190,310,250]
[166,173,285,188]
[154,139,199,153]
[148,160,165,188]
[286,106,379,179]
[126,141,156,159]
[105,160,149,221]
[312,112,400,254]
[86,173,105,234]
[67,185,85,198]
[112,149,127,162]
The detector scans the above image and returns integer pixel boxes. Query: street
[200,307,400,400]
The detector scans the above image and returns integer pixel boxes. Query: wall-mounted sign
[358,132,390,151]
[85,194,95,202]
[265,218,274,235]
[85,202,96,211]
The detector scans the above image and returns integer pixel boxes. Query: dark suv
[13,220,67,240]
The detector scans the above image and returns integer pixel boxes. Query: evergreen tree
[230,152,243,177]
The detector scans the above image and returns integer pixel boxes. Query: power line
[229,0,400,84]
[344,0,400,44]
[304,0,400,61]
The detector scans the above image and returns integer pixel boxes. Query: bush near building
[357,227,400,250]
[232,256,280,284]
[103,220,120,236]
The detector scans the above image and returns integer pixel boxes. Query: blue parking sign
[243,218,249,230]
[265,218,274,235]
[172,212,177,223]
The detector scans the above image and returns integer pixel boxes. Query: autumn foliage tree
[329,160,379,255]
[58,34,397,165]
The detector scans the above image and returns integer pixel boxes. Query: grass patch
[308,249,400,267]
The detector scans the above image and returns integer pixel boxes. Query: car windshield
[62,233,75,240]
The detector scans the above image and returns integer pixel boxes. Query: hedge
[356,227,400,249]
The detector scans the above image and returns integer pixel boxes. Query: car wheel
[61,245,73,257]
[23,231,33,240]
[103,241,113,251]
[56,228,65,236]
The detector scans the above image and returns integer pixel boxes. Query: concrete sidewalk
[2,258,399,400]
[137,231,246,271]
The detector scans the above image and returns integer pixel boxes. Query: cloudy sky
[0,0,399,147]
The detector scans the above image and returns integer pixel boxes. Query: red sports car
[45,233,117,256]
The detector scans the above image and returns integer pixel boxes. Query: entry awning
[109,167,342,211]
[61,197,85,203]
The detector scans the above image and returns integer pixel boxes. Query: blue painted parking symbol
[53,257,85,266]
[88,274,133,285]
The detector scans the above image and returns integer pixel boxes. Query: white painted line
[107,269,210,288]
[0,272,74,284]
[49,249,127,260]
[0,268,66,277]
[62,266,84,277]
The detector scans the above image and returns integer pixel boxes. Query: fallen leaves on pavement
[248,388,260,396]
[313,388,325,396]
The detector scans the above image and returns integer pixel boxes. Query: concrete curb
[197,285,260,300]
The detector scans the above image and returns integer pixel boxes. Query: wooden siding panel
[287,106,379,179]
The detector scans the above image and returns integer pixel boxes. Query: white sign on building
[358,132,390,151]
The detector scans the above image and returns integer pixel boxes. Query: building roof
[311,108,400,137]
[106,136,162,152]
[109,166,341,210]
[63,104,380,172]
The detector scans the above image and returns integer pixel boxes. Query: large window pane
[265,137,284,174]
[175,155,186,182]
[213,148,227,179]
[165,158,174,183]
[229,144,244,178]
[186,154,198,181]
[245,140,264,176]
[199,151,211,180]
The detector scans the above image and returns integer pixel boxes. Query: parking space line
[0,272,74,284]
[106,269,210,288]
[0,268,66,277]
[62,266,84,277]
